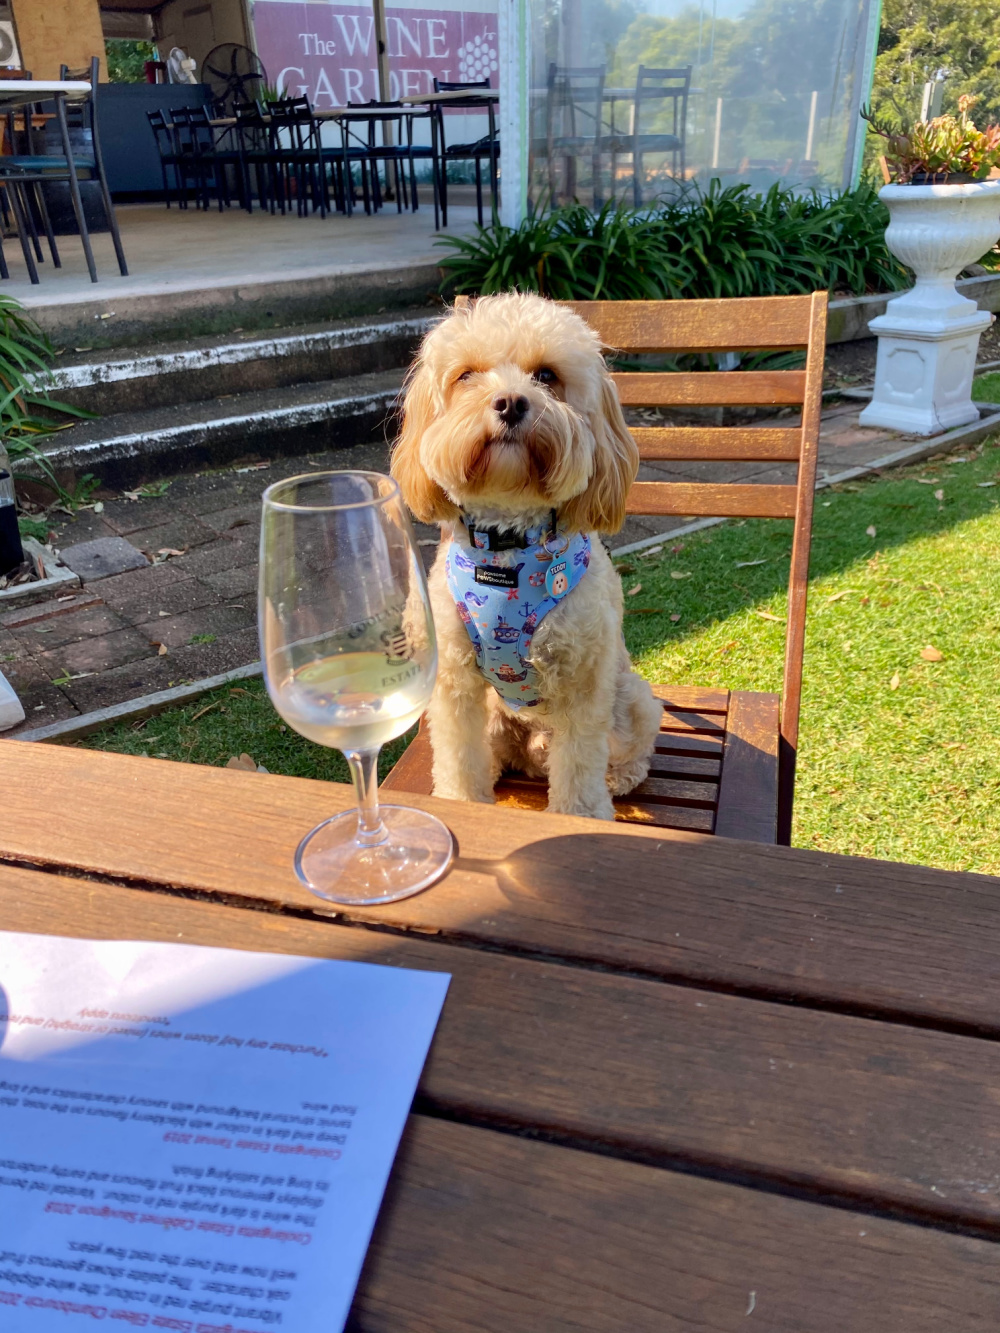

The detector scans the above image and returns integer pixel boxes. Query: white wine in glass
[259,470,453,905]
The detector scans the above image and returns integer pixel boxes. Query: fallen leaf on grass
[866,525,877,538]
[670,570,692,580]
[190,702,219,722]
[736,559,767,568]
[754,610,784,622]
[624,607,664,615]
[670,613,681,622]
[826,589,856,603]
[978,481,997,488]
[934,489,944,501]
[942,742,966,750]
[626,583,642,596]
[640,545,663,558]
[890,671,900,690]
[226,753,258,771]
[915,478,937,484]
[229,688,250,696]
[670,544,685,554]
[920,645,943,661]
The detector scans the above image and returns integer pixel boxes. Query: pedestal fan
[201,44,268,112]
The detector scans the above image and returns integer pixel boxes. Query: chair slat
[610,800,716,831]
[651,685,730,712]
[613,371,806,407]
[565,296,814,351]
[626,776,718,807]
[647,753,722,780]
[632,426,802,461]
[628,481,798,518]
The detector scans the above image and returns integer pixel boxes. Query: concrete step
[42,310,435,416]
[32,368,406,490]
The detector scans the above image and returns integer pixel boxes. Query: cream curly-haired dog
[392,292,661,820]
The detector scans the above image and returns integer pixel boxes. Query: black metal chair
[331,104,402,217]
[261,97,335,216]
[147,109,183,208]
[344,101,436,219]
[542,64,606,206]
[232,101,282,213]
[0,67,55,283]
[600,65,691,206]
[171,105,246,211]
[431,78,498,226]
[0,57,128,282]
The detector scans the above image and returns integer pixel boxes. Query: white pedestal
[860,180,1000,437]
[860,306,990,436]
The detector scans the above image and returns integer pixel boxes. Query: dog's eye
[456,370,473,383]
[533,367,558,385]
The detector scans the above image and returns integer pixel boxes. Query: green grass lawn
[79,436,1000,874]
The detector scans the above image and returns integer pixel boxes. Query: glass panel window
[529,0,877,205]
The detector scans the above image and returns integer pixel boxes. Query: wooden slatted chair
[383,292,827,844]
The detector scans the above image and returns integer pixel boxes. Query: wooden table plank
[351,1117,1000,1333]
[5,863,1000,1232]
[5,742,1000,1036]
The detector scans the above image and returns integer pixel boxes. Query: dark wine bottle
[0,467,24,577]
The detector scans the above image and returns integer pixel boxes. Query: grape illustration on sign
[252,0,499,107]
[457,34,498,82]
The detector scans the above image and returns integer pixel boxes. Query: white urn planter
[860,180,1000,436]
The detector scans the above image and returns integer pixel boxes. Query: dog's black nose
[493,394,530,427]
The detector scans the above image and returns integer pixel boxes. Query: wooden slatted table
[3,738,1000,1330]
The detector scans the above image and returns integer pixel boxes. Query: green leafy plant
[438,182,908,300]
[861,95,1000,182]
[17,515,50,542]
[0,296,96,507]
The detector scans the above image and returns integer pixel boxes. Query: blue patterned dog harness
[445,515,591,710]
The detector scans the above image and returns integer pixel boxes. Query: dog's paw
[547,793,616,821]
[606,755,651,797]
[433,781,496,805]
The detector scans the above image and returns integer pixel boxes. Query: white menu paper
[0,931,450,1333]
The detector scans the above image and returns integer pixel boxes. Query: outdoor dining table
[0,80,96,281]
[3,735,1000,1328]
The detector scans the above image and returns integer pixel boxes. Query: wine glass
[259,470,453,905]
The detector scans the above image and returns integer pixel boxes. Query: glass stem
[346,749,388,848]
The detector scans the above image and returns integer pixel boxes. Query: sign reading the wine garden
[252,0,499,107]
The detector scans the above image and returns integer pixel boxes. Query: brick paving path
[0,400,972,736]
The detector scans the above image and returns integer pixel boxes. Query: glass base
[294,805,454,906]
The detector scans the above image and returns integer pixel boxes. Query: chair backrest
[546,63,606,142]
[261,96,318,150]
[434,78,490,93]
[58,56,99,131]
[635,64,691,138]
[146,108,176,154]
[453,291,827,818]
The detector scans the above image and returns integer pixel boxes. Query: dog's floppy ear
[391,363,460,524]
[561,370,638,535]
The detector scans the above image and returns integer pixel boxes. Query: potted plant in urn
[858,96,1000,435]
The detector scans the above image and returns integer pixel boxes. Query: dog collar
[462,509,558,553]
